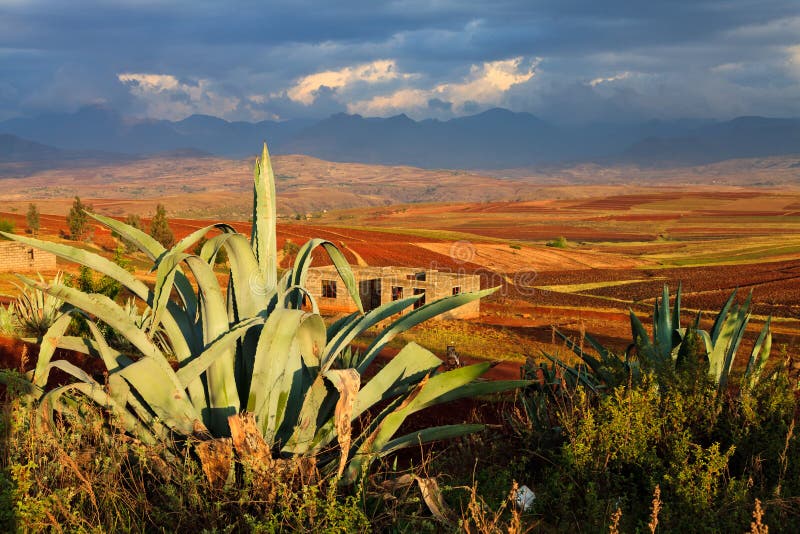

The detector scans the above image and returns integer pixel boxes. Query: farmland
[3,184,800,362]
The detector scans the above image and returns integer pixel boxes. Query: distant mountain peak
[2,107,800,169]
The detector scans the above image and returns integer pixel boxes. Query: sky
[1,0,799,124]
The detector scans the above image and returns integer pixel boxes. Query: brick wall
[0,241,57,273]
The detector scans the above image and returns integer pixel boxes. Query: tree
[26,203,40,235]
[0,218,14,238]
[66,196,90,240]
[283,238,300,257]
[149,203,174,248]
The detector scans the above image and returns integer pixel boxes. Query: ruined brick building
[306,266,481,319]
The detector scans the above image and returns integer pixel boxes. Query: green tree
[149,203,174,248]
[26,203,40,235]
[66,196,91,240]
[0,218,14,239]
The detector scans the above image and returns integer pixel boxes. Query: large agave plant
[0,144,525,482]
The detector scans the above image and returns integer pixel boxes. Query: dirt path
[416,242,650,272]
[345,245,368,266]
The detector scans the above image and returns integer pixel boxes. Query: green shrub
[0,219,14,238]
[546,236,568,248]
[0,395,374,532]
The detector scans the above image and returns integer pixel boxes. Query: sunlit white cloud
[281,59,411,105]
[117,72,241,120]
[347,56,538,116]
[4,1,800,123]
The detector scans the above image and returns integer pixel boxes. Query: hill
[0,106,312,158]
[0,134,62,162]
[623,116,800,166]
[5,106,800,168]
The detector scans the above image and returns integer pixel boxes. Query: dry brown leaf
[328,369,361,478]
[228,412,272,467]
[415,476,452,525]
[194,438,233,488]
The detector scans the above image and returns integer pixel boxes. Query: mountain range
[1,105,799,169]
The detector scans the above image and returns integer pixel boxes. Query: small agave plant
[0,144,525,483]
[539,284,773,393]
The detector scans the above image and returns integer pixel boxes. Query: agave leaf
[200,232,271,403]
[358,287,498,374]
[20,277,181,383]
[251,143,278,292]
[84,320,134,373]
[655,285,672,358]
[283,374,330,454]
[157,223,236,263]
[708,305,745,385]
[86,205,199,322]
[281,285,320,314]
[32,312,74,388]
[671,282,682,333]
[306,343,443,454]
[46,359,97,385]
[584,332,612,363]
[745,318,772,388]
[697,329,714,355]
[249,308,326,443]
[86,212,163,260]
[291,238,363,314]
[554,330,606,379]
[175,316,264,387]
[116,357,202,435]
[106,373,131,418]
[180,254,241,432]
[323,296,419,371]
[629,310,654,361]
[353,342,442,419]
[151,250,181,336]
[200,232,269,320]
[24,336,133,374]
[710,289,738,344]
[326,311,361,340]
[345,364,523,481]
[541,352,600,393]
[713,292,752,388]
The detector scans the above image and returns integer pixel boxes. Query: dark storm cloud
[1,0,798,122]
